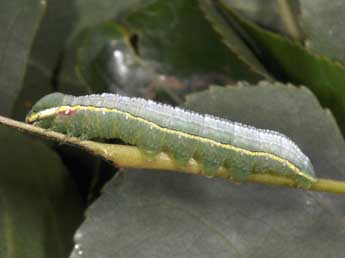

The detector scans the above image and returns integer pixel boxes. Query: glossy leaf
[73,0,267,101]
[76,22,158,97]
[75,21,215,103]
[120,0,264,81]
[58,0,144,95]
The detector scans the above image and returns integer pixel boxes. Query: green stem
[1,115,344,194]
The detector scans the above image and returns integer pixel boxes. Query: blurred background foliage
[0,0,345,257]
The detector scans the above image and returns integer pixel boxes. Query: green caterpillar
[26,92,316,188]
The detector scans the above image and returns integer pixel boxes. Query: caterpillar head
[26,92,66,126]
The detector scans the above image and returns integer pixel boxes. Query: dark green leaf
[199,0,270,80]
[0,0,45,116]
[0,127,83,258]
[13,0,79,120]
[76,22,155,96]
[75,21,199,102]
[70,83,345,258]
[74,0,268,100]
[72,0,143,41]
[58,0,144,95]
[120,0,264,81]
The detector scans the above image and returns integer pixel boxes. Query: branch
[1,115,345,194]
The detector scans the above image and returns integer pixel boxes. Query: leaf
[199,0,270,80]
[16,0,139,113]
[0,126,83,258]
[299,0,345,63]
[216,0,345,135]
[120,0,264,81]
[74,0,269,101]
[69,82,345,258]
[12,62,55,120]
[0,0,45,116]
[58,0,144,95]
[76,22,131,94]
[12,0,145,116]
[74,21,212,103]
[76,22,157,97]
[72,0,144,41]
[13,0,79,120]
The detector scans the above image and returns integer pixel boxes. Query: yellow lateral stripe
[28,105,315,181]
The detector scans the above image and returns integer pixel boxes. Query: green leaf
[199,0,270,80]
[18,0,142,99]
[61,0,273,100]
[58,0,144,95]
[75,21,197,102]
[76,22,130,93]
[120,0,264,81]
[76,22,155,96]
[221,0,301,38]
[72,0,143,41]
[70,0,268,100]
[0,0,45,116]
[0,127,83,258]
[217,0,345,135]
[69,82,345,258]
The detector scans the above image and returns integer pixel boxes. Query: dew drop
[178,134,182,139]
[77,250,83,256]
[125,115,129,120]
[240,152,244,156]
[305,200,311,206]
[265,157,269,161]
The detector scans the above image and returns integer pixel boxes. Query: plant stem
[1,115,345,194]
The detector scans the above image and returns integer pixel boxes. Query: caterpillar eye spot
[59,108,75,116]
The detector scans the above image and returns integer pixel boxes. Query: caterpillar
[26,92,316,188]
